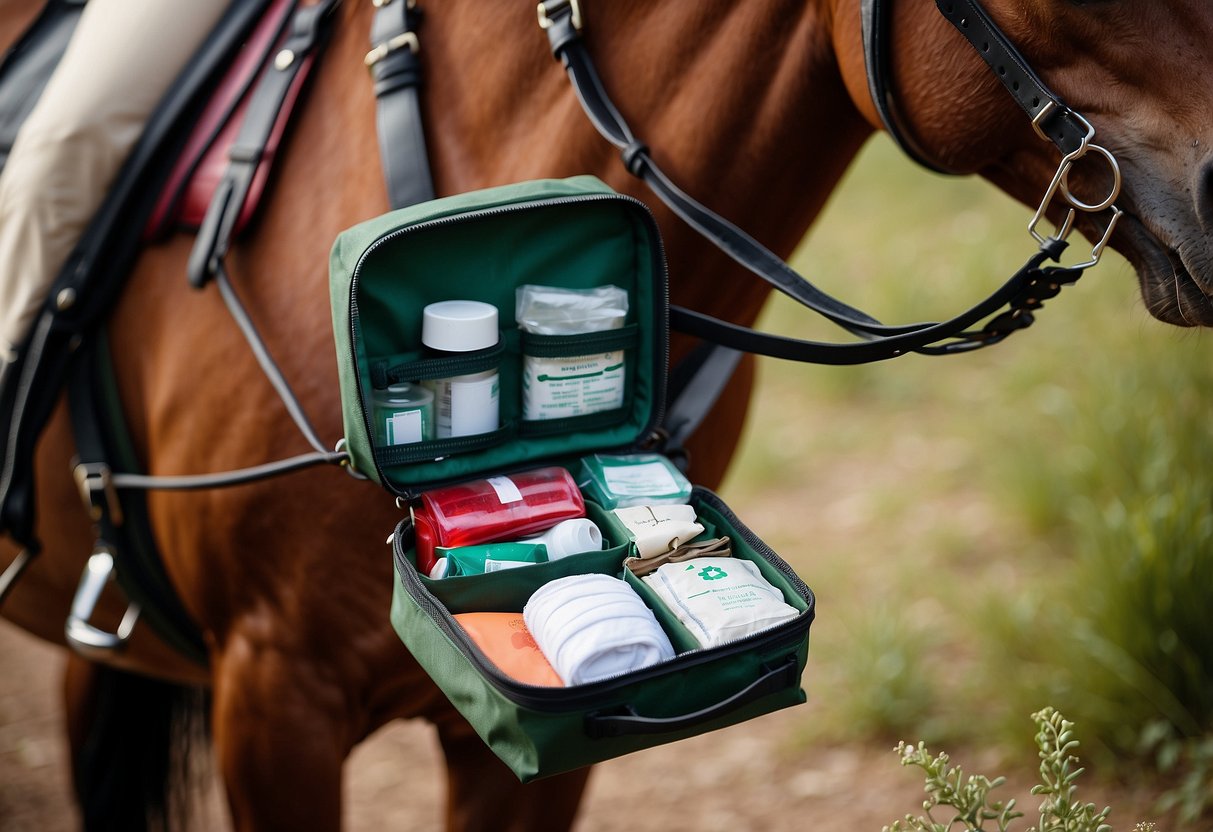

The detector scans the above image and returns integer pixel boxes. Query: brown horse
[2,0,1212,829]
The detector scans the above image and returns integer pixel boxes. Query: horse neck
[406,0,872,333]
[113,0,876,462]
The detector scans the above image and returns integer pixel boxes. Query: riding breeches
[0,0,232,366]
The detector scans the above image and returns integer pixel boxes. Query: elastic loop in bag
[519,324,637,358]
[376,423,514,467]
[373,341,506,388]
[517,406,631,437]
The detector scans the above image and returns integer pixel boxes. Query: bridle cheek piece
[868,0,1124,271]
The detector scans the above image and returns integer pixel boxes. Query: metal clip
[364,31,420,69]
[73,462,123,526]
[1027,105,1123,271]
[333,438,368,480]
[64,548,141,659]
[0,549,34,608]
[537,0,582,32]
[1063,206,1124,271]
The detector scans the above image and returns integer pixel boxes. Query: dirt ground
[0,616,1177,832]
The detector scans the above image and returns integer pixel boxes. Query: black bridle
[864,0,1122,261]
[539,0,1125,365]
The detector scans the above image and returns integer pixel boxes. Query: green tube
[431,541,549,578]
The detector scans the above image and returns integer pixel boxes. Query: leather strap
[670,254,1079,365]
[187,0,339,288]
[541,5,1079,364]
[367,0,434,209]
[144,0,298,239]
[67,336,209,664]
[212,260,329,455]
[863,0,1092,167]
[935,0,1088,157]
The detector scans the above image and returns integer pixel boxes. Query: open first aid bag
[329,177,815,782]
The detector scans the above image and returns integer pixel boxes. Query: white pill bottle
[420,300,500,438]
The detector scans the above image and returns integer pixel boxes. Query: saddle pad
[142,0,312,240]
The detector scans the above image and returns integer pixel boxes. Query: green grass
[716,134,1213,795]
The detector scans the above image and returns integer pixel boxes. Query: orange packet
[453,612,565,687]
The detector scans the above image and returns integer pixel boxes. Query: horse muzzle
[1115,211,1213,328]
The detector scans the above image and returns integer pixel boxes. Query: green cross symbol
[697,565,728,581]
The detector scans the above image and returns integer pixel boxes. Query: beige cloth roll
[0,0,232,365]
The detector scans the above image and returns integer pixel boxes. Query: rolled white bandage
[523,573,675,685]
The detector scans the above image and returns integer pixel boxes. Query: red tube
[415,467,585,571]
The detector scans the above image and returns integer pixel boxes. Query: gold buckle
[73,462,124,526]
[537,0,582,32]
[364,31,420,69]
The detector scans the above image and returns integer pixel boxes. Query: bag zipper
[392,486,814,712]
[345,192,671,499]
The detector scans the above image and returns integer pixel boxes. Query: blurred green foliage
[719,134,1212,810]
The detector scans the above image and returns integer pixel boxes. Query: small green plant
[883,741,1022,832]
[885,708,1117,832]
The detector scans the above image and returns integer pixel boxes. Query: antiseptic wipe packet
[579,453,693,509]
[516,284,628,421]
[643,557,800,648]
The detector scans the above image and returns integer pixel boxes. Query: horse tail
[66,656,210,832]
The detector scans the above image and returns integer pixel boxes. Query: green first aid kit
[328,176,815,782]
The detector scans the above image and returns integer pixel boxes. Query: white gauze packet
[516,284,628,421]
[612,504,704,559]
[643,557,800,648]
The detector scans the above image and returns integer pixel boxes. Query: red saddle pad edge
[143,0,310,241]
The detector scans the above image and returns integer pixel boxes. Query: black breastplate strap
[539,1,1085,365]
[860,0,951,173]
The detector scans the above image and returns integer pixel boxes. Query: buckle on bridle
[364,31,419,69]
[537,0,582,33]
[73,462,124,526]
[1028,103,1123,270]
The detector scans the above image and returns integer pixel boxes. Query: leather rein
[539,0,1126,364]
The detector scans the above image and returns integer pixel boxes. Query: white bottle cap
[428,557,449,580]
[540,519,603,560]
[422,301,499,353]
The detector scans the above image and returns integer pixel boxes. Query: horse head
[837,0,1213,326]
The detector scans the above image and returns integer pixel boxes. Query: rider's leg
[0,0,232,368]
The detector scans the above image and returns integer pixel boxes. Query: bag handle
[583,654,800,738]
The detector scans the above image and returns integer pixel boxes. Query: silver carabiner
[1065,206,1123,271]
[1061,142,1121,213]
[1027,103,1123,270]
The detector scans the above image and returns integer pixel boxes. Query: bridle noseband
[863,0,1123,271]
